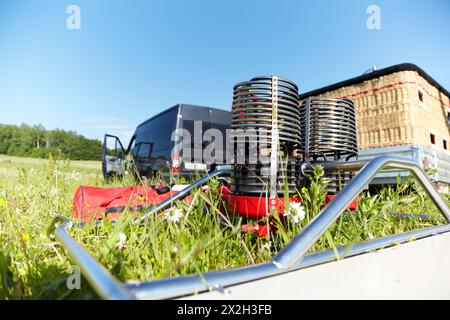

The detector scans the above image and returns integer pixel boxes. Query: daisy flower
[115,232,127,250]
[283,202,306,224]
[164,207,184,223]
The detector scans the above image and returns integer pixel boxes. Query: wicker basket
[301,70,450,152]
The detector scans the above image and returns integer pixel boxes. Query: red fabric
[72,183,358,232]
[220,185,301,219]
[72,185,178,222]
[325,194,358,210]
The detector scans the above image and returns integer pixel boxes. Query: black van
[102,104,232,180]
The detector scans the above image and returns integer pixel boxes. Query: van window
[136,142,152,163]
[135,108,178,143]
[139,128,153,145]
[151,149,171,163]
[136,117,176,152]
[152,121,175,151]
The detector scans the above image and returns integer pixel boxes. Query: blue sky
[0,0,449,146]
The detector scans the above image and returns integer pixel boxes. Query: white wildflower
[164,207,183,222]
[50,187,59,197]
[115,232,127,250]
[259,241,272,254]
[65,171,81,182]
[283,202,306,224]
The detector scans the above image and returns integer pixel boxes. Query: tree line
[0,123,102,161]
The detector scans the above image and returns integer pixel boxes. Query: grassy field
[0,154,448,299]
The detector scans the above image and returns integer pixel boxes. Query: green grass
[0,155,448,299]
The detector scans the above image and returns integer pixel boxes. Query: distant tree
[0,123,102,161]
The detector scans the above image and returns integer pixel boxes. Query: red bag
[72,185,176,222]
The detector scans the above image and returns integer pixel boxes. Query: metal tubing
[391,161,450,221]
[273,155,450,269]
[269,75,279,199]
[136,167,231,224]
[301,160,368,174]
[126,224,450,300]
[52,225,135,300]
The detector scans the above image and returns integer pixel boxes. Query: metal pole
[273,155,450,269]
[301,160,368,173]
[394,161,450,222]
[137,166,231,224]
[48,217,135,300]
[304,98,311,161]
[269,75,279,200]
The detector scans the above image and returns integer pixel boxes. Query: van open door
[102,134,126,179]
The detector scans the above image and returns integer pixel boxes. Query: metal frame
[48,156,450,300]
[270,75,279,200]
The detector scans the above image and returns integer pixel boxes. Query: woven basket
[301,70,450,151]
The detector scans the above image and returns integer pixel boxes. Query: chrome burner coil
[231,76,301,196]
[232,76,301,151]
[300,97,358,194]
[300,97,357,161]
